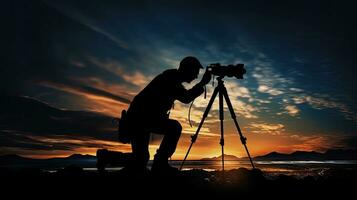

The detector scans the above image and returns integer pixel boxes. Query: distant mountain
[254,149,357,161]
[253,152,291,161]
[66,154,97,160]
[200,149,357,161]
[201,154,240,161]
[0,154,97,168]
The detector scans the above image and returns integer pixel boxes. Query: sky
[2,0,357,159]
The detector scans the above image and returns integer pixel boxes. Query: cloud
[289,87,304,92]
[247,55,356,122]
[292,94,357,123]
[0,96,118,139]
[247,122,285,135]
[257,85,269,93]
[73,76,134,100]
[37,80,131,116]
[277,134,347,152]
[88,57,153,89]
[284,105,300,116]
[122,72,152,88]
[292,96,306,104]
[251,64,293,87]
[340,135,357,149]
[225,81,252,99]
[44,1,128,49]
[257,85,284,96]
[182,127,216,137]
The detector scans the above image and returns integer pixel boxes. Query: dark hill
[201,154,240,161]
[254,149,357,161]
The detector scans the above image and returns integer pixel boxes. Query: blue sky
[2,0,357,158]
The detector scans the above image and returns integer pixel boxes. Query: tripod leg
[221,87,256,169]
[180,86,220,170]
[219,91,225,171]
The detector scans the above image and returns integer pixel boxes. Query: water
[82,160,357,178]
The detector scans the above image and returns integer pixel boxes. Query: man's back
[127,69,183,121]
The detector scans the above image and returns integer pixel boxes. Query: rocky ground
[1,166,356,198]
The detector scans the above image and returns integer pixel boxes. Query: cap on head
[178,56,203,72]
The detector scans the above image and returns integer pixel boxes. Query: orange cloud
[275,134,345,153]
[88,57,153,89]
[38,80,130,116]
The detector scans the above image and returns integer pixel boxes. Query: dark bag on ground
[118,110,131,144]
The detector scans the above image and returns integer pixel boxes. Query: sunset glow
[2,0,356,160]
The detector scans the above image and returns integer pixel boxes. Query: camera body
[207,63,246,79]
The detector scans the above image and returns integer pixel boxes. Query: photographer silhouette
[124,56,211,174]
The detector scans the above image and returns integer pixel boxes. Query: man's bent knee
[170,120,182,134]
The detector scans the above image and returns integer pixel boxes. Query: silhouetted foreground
[1,166,356,198]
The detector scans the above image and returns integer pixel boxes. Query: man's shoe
[151,162,179,174]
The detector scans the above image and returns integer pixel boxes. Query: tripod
[180,77,255,171]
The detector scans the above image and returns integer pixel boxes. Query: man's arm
[176,69,211,104]
[176,84,205,104]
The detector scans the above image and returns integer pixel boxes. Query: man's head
[178,56,203,83]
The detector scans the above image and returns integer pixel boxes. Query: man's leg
[152,119,182,171]
[157,119,182,158]
[130,128,150,171]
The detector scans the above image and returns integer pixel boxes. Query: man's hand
[199,68,211,86]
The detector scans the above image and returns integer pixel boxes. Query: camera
[207,63,246,79]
